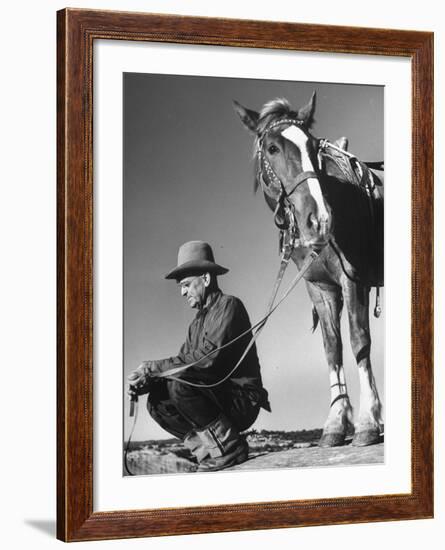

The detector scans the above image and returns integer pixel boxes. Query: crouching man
[127,241,270,472]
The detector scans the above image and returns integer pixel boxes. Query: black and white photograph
[3,0,440,547]
[123,73,385,476]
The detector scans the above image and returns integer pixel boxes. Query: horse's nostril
[307,212,319,230]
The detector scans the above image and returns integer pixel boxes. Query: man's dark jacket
[149,290,270,412]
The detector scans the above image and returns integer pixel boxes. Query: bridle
[125,247,320,474]
[257,117,383,318]
[256,117,319,237]
[125,114,384,474]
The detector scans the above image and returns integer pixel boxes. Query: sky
[123,73,384,441]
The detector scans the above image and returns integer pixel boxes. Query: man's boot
[183,431,208,463]
[194,414,249,472]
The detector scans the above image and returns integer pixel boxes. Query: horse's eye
[267,144,280,155]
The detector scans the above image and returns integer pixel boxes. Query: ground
[124,430,384,476]
[232,441,384,470]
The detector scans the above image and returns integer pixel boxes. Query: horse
[234,93,384,447]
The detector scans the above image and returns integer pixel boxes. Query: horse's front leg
[342,278,383,446]
[306,281,354,447]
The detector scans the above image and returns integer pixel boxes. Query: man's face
[179,274,208,309]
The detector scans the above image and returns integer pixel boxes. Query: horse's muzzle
[306,210,331,242]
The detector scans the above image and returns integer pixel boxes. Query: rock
[126,450,197,475]
[231,442,384,471]
[124,436,384,475]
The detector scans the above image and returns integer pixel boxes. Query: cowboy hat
[165,241,229,280]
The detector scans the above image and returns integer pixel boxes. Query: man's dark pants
[147,379,260,439]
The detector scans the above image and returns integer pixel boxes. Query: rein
[125,247,320,474]
[257,116,383,318]
[153,247,319,387]
[125,119,384,472]
[124,393,140,476]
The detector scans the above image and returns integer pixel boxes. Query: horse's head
[234,93,332,250]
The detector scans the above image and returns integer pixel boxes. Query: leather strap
[153,249,319,387]
[330,393,349,409]
[285,171,318,197]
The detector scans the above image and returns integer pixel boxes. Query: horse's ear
[233,100,259,133]
[298,91,316,127]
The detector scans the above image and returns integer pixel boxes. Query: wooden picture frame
[57,8,434,542]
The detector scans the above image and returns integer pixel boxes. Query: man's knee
[146,394,166,423]
[168,379,191,400]
[146,391,190,439]
[234,403,260,432]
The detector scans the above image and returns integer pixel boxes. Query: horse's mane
[253,98,312,193]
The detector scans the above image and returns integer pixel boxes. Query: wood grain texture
[57,8,434,542]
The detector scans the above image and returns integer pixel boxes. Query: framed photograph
[57,8,433,542]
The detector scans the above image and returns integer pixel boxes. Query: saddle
[319,137,384,288]
[319,137,384,201]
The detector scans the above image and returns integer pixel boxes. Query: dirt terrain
[231,441,384,471]
[125,430,384,476]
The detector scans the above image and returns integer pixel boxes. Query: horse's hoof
[318,432,346,447]
[352,428,381,447]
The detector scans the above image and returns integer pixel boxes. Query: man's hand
[127,361,154,399]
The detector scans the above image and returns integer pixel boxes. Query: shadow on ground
[24,519,56,537]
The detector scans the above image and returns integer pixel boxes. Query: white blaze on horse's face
[281,125,330,243]
[281,125,330,224]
